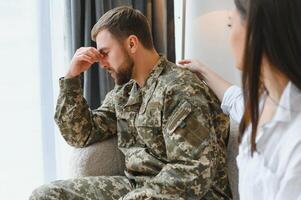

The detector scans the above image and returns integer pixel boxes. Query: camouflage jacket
[55,56,232,200]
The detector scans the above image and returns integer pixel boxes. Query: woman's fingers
[178,59,200,71]
[178,59,192,65]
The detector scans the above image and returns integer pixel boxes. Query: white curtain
[49,0,74,181]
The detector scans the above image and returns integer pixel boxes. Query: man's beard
[114,53,134,85]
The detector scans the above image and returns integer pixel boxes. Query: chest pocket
[116,110,139,148]
[136,102,162,127]
[135,81,162,128]
[135,101,165,157]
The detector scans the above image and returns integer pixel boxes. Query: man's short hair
[91,6,154,49]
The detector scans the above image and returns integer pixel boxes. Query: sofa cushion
[227,120,239,200]
[70,136,125,177]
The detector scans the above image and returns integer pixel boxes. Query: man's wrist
[65,71,79,79]
[59,75,81,91]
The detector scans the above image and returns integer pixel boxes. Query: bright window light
[0,0,44,199]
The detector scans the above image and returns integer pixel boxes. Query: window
[0,0,44,199]
[0,0,70,199]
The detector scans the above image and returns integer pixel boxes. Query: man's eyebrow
[97,47,109,53]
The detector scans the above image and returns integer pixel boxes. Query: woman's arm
[178,59,232,101]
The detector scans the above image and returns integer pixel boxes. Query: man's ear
[126,35,138,54]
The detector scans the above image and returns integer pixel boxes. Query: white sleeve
[221,85,244,123]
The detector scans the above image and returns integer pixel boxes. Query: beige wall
[184,0,241,86]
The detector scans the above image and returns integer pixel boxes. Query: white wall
[184,0,241,86]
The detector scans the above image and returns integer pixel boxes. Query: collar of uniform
[115,79,135,97]
[125,82,142,107]
[115,56,166,109]
[140,55,167,93]
[137,55,166,114]
[114,79,136,108]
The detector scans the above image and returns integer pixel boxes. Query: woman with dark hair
[179,0,301,199]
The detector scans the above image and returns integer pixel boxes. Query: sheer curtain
[49,0,74,180]
[38,0,72,183]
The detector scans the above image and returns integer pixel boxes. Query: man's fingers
[78,55,94,64]
[90,48,102,57]
[77,51,99,63]
[76,47,102,61]
[88,47,104,60]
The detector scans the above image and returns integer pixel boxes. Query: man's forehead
[95,30,115,48]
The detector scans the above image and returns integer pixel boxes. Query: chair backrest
[227,119,240,200]
[70,137,125,177]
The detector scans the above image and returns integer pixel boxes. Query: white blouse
[221,83,301,200]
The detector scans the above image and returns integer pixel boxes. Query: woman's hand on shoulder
[178,59,207,74]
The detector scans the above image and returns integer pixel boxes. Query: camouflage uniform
[30,56,232,200]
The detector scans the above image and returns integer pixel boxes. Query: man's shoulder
[157,60,221,108]
[158,61,207,91]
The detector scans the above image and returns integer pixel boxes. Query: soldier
[30,6,232,200]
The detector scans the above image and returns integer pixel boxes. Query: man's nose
[98,60,109,69]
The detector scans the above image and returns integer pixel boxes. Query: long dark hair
[235,0,301,154]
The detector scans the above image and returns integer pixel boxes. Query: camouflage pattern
[31,56,232,199]
[30,176,133,200]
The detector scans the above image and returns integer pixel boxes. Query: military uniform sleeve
[122,73,229,199]
[54,76,117,148]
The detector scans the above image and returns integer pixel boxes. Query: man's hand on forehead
[65,46,104,78]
